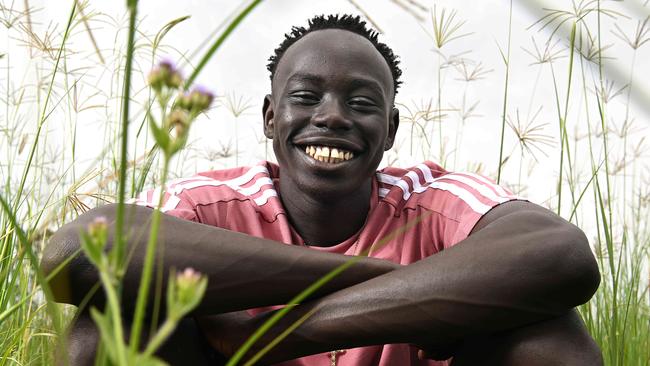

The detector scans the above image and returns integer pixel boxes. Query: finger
[417,349,426,360]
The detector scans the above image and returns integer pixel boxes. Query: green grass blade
[184,0,264,88]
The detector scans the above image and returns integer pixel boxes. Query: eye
[348,97,378,111]
[288,91,320,105]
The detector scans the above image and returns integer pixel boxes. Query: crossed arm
[42,201,602,364]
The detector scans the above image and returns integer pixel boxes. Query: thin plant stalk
[556,22,578,216]
[8,1,77,216]
[620,33,639,238]
[0,2,78,296]
[436,52,443,165]
[0,2,78,362]
[596,0,613,244]
[111,0,139,272]
[141,316,176,358]
[496,0,512,184]
[184,0,264,89]
[128,155,169,354]
[97,267,129,365]
[0,194,63,351]
[132,0,264,193]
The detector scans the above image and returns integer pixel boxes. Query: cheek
[272,137,285,157]
[271,131,293,166]
[363,120,389,144]
[366,125,390,160]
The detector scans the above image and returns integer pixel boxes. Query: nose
[311,96,352,130]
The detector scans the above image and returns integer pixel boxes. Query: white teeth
[303,145,355,163]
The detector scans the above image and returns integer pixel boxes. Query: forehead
[273,29,393,97]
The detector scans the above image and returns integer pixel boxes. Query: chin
[296,172,371,202]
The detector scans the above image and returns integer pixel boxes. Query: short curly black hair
[267,14,403,96]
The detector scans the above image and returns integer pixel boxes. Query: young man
[43,15,603,365]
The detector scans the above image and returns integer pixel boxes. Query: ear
[262,94,274,139]
[384,107,399,150]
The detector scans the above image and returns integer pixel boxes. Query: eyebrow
[286,73,387,96]
[347,78,386,96]
[287,73,326,85]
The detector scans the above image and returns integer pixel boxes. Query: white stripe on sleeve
[161,195,181,212]
[421,181,492,214]
[439,174,510,204]
[254,189,278,206]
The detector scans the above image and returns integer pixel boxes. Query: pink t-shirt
[132,161,518,366]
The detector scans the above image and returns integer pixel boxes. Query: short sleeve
[430,172,521,249]
[129,185,198,222]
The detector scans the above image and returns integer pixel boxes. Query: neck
[278,178,373,247]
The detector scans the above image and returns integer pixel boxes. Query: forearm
[221,206,599,363]
[43,204,399,313]
[63,313,219,366]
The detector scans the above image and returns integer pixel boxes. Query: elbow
[573,228,601,303]
[42,204,122,304]
[513,208,600,310]
[553,223,600,307]
[41,223,84,304]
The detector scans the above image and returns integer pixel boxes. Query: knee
[59,314,99,366]
[496,325,603,366]
[452,311,603,366]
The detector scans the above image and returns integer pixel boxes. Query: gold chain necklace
[305,236,361,366]
[329,349,346,366]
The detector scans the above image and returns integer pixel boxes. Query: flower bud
[167,109,190,138]
[147,68,163,91]
[87,216,108,241]
[189,86,214,112]
[174,92,193,111]
[174,86,214,113]
[81,216,109,269]
[177,268,200,291]
[148,60,183,91]
[168,71,183,89]
[167,267,207,319]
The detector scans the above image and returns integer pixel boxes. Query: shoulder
[376,161,518,220]
[167,161,277,206]
[131,161,279,210]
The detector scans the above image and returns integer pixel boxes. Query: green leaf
[185,0,264,88]
[149,113,170,150]
[495,40,507,66]
[154,15,191,49]
[168,134,188,157]
[90,308,118,364]
[166,268,177,317]
[177,276,207,317]
[134,354,169,366]
[79,231,103,269]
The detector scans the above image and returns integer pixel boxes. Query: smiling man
[43,14,602,366]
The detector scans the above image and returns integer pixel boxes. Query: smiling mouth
[302,145,355,164]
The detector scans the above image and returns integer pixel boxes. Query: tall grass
[0,0,648,365]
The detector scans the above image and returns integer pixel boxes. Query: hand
[195,311,254,358]
[415,340,463,361]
